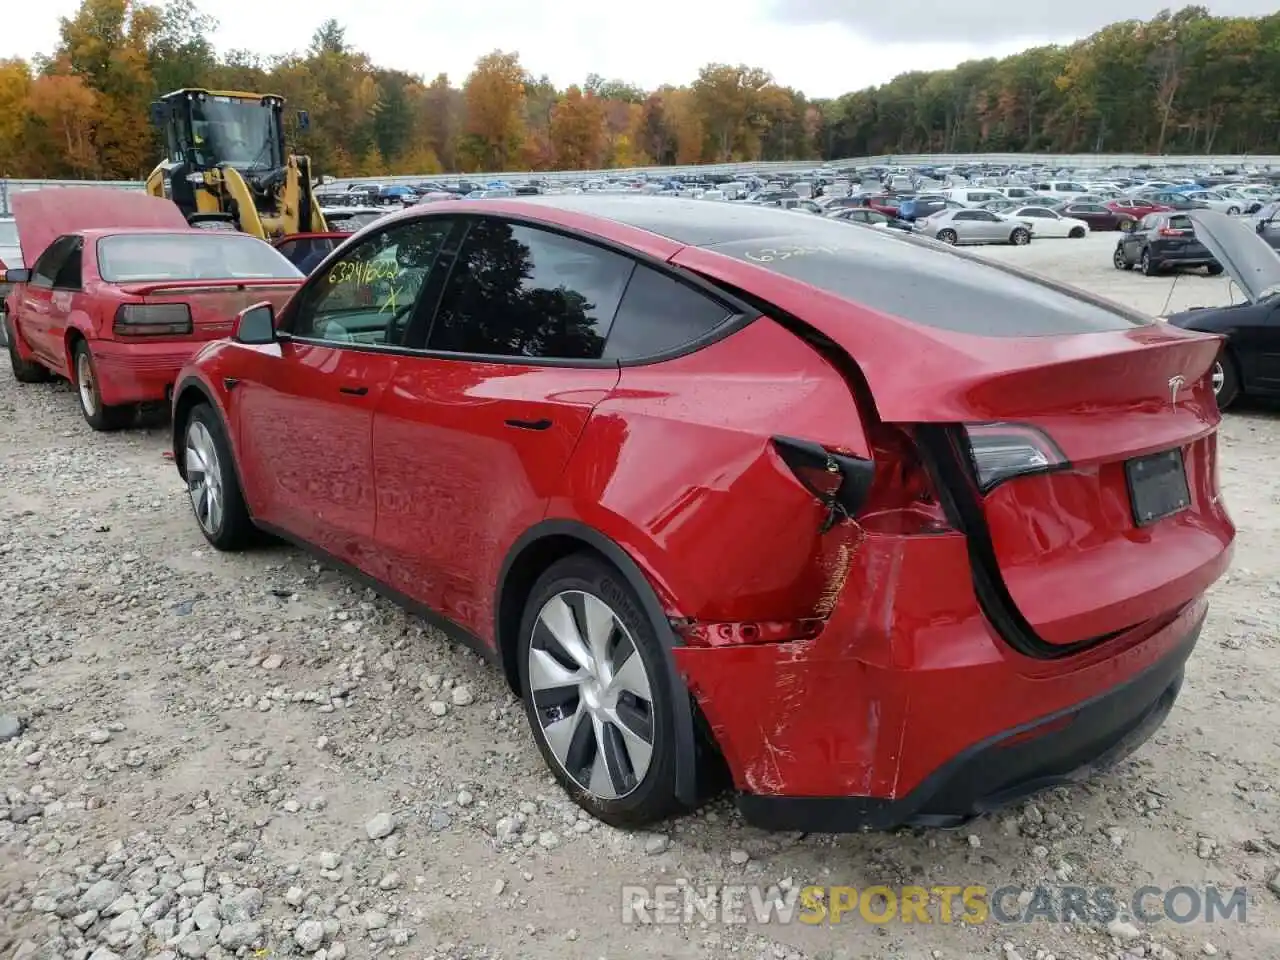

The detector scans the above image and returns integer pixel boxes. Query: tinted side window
[953,211,977,221]
[428,220,633,360]
[603,266,734,360]
[53,239,83,289]
[31,236,76,289]
[293,218,454,346]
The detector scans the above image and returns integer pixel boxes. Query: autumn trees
[2,1,1280,182]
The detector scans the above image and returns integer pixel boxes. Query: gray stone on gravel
[295,918,326,952]
[87,949,121,960]
[217,920,263,950]
[219,888,263,924]
[9,803,42,824]
[176,929,217,958]
[80,879,123,912]
[0,714,23,741]
[365,812,396,839]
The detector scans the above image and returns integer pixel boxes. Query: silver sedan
[915,208,1032,246]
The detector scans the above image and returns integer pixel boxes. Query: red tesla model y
[171,196,1234,830]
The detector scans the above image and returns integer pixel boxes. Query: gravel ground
[3,232,1280,960]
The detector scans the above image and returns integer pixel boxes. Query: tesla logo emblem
[1168,375,1186,406]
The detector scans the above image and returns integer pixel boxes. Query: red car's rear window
[97,233,302,283]
[707,226,1150,338]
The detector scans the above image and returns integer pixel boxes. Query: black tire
[6,314,52,383]
[1213,355,1240,411]
[1010,228,1030,245]
[937,229,958,245]
[1113,245,1133,270]
[182,402,257,551]
[1227,206,1240,216]
[1206,264,1224,276]
[72,339,134,431]
[1069,226,1086,238]
[517,553,685,827]
[1140,249,1157,276]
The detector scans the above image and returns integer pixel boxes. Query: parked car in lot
[1113,212,1222,276]
[1107,197,1171,220]
[0,215,23,347]
[4,189,302,430]
[170,196,1233,830]
[917,208,1032,246]
[1007,205,1091,238]
[1162,210,1280,409]
[826,207,913,232]
[1250,201,1280,252]
[273,233,352,273]
[1053,201,1139,232]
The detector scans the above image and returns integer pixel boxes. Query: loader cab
[151,89,291,172]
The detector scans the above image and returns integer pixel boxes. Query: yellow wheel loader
[145,88,328,240]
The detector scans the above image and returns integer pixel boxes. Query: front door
[233,216,457,568]
[371,216,633,639]
[19,235,79,368]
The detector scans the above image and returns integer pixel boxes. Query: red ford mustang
[3,189,302,430]
[171,196,1235,830]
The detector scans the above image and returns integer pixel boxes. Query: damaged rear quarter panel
[548,316,870,626]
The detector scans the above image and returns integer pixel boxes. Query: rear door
[370,216,628,637]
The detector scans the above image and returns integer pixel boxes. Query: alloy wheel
[1211,361,1225,396]
[185,420,224,535]
[76,352,96,416]
[527,590,655,800]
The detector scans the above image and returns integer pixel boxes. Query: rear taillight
[963,422,1066,493]
[113,303,193,337]
[1158,227,1189,237]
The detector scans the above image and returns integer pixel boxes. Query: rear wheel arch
[495,518,702,806]
[63,327,86,376]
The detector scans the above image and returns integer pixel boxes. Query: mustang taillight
[963,422,1066,493]
[113,303,193,337]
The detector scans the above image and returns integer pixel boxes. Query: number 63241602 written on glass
[740,245,846,263]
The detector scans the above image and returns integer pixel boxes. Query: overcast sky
[2,0,1275,98]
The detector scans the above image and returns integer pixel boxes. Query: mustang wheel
[72,340,133,431]
[184,403,256,550]
[518,553,683,827]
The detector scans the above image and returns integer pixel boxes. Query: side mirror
[297,110,310,132]
[233,303,276,345]
[149,101,167,128]
[2,268,31,284]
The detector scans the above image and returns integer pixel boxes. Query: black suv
[1113,212,1222,276]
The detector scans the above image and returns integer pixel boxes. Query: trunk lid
[118,279,300,339]
[674,224,1234,654]
[1188,208,1280,304]
[12,188,187,266]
